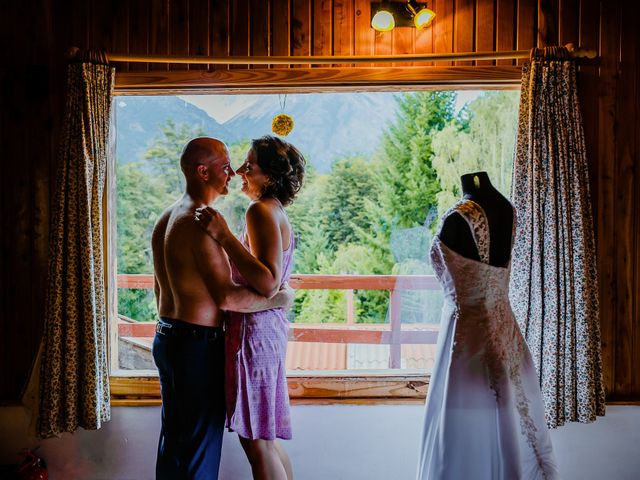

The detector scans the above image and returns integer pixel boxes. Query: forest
[116,91,519,326]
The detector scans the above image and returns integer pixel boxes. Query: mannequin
[439,171,514,267]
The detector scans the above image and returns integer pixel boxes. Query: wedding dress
[416,199,560,480]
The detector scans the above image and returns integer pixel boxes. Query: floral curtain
[37,54,114,438]
[510,47,606,428]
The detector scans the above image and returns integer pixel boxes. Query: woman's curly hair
[252,135,306,206]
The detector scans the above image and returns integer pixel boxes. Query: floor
[1,404,638,479]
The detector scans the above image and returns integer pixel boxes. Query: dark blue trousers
[152,318,225,480]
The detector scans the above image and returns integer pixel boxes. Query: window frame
[107,65,522,403]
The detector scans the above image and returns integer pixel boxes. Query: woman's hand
[195,207,231,243]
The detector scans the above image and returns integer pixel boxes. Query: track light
[371,9,395,32]
[409,2,436,28]
[371,1,435,32]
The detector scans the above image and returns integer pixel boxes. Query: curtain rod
[87,46,596,65]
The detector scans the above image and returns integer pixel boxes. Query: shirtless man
[151,137,293,480]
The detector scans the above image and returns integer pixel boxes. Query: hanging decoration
[272,94,294,136]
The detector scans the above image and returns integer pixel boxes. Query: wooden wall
[1,0,638,402]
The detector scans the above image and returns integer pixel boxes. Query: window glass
[114,91,519,374]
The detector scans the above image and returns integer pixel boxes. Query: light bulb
[413,7,435,28]
[371,10,395,32]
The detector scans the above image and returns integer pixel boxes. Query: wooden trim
[107,50,531,64]
[605,400,640,406]
[290,397,426,405]
[287,374,428,398]
[114,66,523,94]
[101,46,596,65]
[110,373,429,405]
[112,398,162,406]
[106,121,119,374]
[111,376,161,397]
[110,397,428,407]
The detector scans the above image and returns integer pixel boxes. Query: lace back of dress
[452,200,491,264]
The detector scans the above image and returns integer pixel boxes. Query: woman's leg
[274,441,293,480]
[239,436,289,480]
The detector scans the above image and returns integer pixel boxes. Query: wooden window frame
[108,65,522,405]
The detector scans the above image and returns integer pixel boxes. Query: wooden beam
[114,66,522,94]
[110,373,430,402]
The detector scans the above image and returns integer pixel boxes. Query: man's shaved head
[180,137,228,176]
[179,137,234,198]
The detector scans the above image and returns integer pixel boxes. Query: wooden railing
[117,273,441,368]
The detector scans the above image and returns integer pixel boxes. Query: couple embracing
[151,135,305,480]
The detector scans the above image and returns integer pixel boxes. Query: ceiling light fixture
[371,1,435,32]
[409,2,436,28]
[371,9,395,32]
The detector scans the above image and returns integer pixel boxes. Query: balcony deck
[116,273,441,371]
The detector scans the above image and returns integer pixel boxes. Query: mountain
[115,96,232,164]
[223,92,399,172]
[115,92,400,172]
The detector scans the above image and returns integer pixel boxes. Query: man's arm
[194,229,294,313]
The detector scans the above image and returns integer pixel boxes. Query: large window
[112,90,519,377]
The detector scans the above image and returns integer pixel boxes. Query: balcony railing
[117,274,441,368]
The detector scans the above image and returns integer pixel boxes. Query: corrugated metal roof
[286,342,347,370]
[402,344,437,370]
[287,342,437,371]
[122,337,436,372]
[347,344,390,369]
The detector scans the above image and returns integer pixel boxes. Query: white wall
[0,404,423,480]
[2,404,640,479]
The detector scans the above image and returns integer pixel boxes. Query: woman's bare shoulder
[246,199,281,220]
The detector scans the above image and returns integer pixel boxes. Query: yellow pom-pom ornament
[272,113,294,136]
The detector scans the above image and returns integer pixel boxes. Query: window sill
[110,371,429,407]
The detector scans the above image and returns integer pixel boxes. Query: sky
[177,95,260,123]
[178,90,483,124]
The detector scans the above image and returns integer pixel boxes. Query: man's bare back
[152,197,227,327]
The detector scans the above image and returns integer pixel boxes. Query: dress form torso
[439,171,514,267]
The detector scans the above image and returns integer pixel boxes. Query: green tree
[431,91,519,213]
[318,157,381,251]
[116,162,168,321]
[288,167,330,273]
[330,244,389,323]
[142,120,207,197]
[287,158,391,323]
[373,91,456,230]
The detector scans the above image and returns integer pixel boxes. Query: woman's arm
[194,225,291,310]
[197,202,284,298]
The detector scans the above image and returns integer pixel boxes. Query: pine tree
[375,91,456,230]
